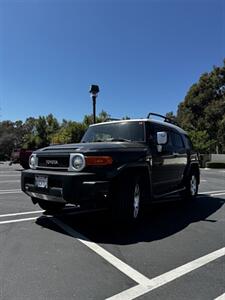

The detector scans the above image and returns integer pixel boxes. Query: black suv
[21,113,200,221]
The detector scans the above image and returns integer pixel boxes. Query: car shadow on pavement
[36,195,224,245]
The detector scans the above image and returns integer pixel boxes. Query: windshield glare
[81,122,145,143]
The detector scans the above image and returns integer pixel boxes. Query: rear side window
[171,132,185,149]
[184,135,193,150]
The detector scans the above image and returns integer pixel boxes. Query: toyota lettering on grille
[46,159,59,166]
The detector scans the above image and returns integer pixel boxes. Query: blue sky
[0,0,224,122]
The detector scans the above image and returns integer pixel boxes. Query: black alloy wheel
[181,172,199,201]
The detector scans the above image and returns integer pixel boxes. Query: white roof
[90,119,187,134]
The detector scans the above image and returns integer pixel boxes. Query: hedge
[205,162,225,169]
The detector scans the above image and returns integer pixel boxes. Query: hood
[36,142,147,154]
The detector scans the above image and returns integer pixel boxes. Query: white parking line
[211,192,225,197]
[0,189,21,192]
[107,285,150,300]
[51,218,225,300]
[0,171,21,173]
[215,293,225,300]
[200,190,225,194]
[0,217,38,225]
[203,169,225,173]
[0,213,224,297]
[107,247,225,300]
[51,218,151,286]
[0,210,43,218]
[0,175,20,177]
[0,180,20,183]
[0,189,22,195]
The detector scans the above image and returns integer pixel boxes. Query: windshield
[81,121,145,143]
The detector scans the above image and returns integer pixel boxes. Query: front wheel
[20,162,29,169]
[111,175,144,223]
[37,200,65,212]
[181,173,199,201]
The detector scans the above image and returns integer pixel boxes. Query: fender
[115,159,153,202]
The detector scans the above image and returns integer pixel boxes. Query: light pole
[89,85,99,124]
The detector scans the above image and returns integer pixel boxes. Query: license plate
[35,176,48,189]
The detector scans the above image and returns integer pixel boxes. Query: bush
[205,162,225,169]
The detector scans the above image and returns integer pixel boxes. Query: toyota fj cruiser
[21,113,200,221]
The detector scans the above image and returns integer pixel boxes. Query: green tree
[188,130,216,153]
[165,111,178,124]
[51,121,86,144]
[22,117,37,149]
[83,110,111,127]
[177,59,225,153]
[0,121,16,159]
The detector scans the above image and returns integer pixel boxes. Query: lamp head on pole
[89,85,100,97]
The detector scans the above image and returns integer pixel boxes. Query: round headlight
[29,154,37,169]
[71,154,85,171]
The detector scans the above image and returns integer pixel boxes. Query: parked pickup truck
[21,113,200,222]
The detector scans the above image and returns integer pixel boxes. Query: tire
[181,172,198,201]
[37,200,65,212]
[111,174,144,223]
[21,162,29,169]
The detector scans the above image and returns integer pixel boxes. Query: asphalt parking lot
[0,162,224,300]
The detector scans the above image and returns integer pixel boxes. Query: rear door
[170,131,188,183]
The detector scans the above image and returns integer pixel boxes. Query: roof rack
[147,112,179,126]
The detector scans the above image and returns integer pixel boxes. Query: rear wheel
[181,172,198,201]
[133,182,141,219]
[37,200,65,212]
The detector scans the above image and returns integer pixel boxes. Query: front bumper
[21,169,110,205]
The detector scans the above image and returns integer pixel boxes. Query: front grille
[38,156,69,169]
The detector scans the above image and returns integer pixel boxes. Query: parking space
[0,163,224,300]
[0,219,134,300]
[139,256,225,300]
